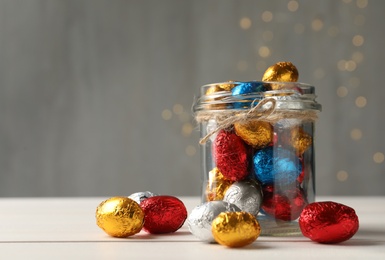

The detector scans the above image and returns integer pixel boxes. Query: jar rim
[193,81,322,112]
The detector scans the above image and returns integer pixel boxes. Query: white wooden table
[0,196,384,259]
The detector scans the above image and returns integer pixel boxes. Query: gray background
[0,0,383,197]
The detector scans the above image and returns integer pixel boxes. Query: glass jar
[193,81,322,236]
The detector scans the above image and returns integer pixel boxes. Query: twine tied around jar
[195,97,318,145]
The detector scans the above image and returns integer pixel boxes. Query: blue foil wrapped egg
[231,82,268,109]
[253,146,302,186]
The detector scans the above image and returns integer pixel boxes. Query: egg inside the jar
[214,130,250,181]
[223,179,263,216]
[231,81,268,109]
[262,61,299,84]
[253,146,302,186]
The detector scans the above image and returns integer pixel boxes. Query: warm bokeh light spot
[350,128,362,140]
[352,35,364,46]
[355,96,367,108]
[161,109,172,120]
[337,170,349,182]
[287,1,299,12]
[262,11,273,22]
[337,86,348,97]
[240,17,252,30]
[373,152,384,164]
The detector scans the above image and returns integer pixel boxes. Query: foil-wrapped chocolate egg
[206,80,237,93]
[212,211,261,247]
[96,197,144,238]
[223,179,263,216]
[128,191,158,204]
[218,80,237,91]
[232,81,267,96]
[206,85,224,95]
[253,146,302,186]
[206,167,234,201]
[205,86,227,110]
[287,127,313,156]
[261,185,307,221]
[187,201,241,243]
[214,130,250,181]
[234,120,273,149]
[262,61,299,85]
[231,82,268,108]
[299,201,359,244]
[205,82,234,110]
[140,195,187,234]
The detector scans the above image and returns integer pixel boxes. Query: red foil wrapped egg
[140,195,187,234]
[214,130,249,181]
[299,201,359,243]
[261,185,307,221]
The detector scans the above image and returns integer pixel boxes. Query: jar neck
[193,81,322,112]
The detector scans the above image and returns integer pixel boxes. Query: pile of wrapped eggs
[95,192,359,247]
[95,191,262,247]
[96,62,359,247]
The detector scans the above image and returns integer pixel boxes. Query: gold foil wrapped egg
[234,120,273,149]
[218,80,236,91]
[212,211,261,247]
[262,61,299,90]
[205,81,236,110]
[206,167,234,201]
[96,197,144,238]
[205,85,224,95]
[289,127,312,155]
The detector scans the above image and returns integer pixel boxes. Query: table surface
[0,196,384,259]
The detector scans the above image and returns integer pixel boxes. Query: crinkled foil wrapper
[299,201,359,243]
[96,197,144,237]
[223,179,263,216]
[212,211,261,247]
[187,201,241,243]
[128,191,158,204]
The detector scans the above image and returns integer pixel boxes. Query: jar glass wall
[193,81,321,236]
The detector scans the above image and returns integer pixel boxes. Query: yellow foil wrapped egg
[205,85,224,95]
[234,120,273,149]
[96,197,144,238]
[205,81,236,110]
[212,211,261,247]
[289,127,313,155]
[262,61,299,89]
[218,80,236,91]
[206,167,234,201]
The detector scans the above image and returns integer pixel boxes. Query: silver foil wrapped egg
[128,191,158,204]
[187,201,241,243]
[223,179,263,216]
